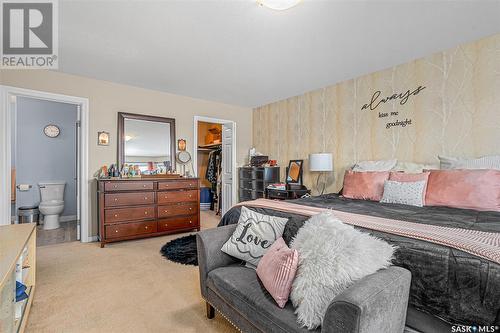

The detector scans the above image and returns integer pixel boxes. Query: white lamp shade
[309,153,333,172]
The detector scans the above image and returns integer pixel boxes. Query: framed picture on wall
[98,131,110,146]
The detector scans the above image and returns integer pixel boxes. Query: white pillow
[352,159,397,172]
[439,155,500,170]
[290,212,394,330]
[221,207,288,267]
[380,180,426,207]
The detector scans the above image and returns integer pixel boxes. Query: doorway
[12,97,79,246]
[193,116,236,227]
[0,86,90,243]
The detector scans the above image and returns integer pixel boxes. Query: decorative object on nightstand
[266,160,310,200]
[309,153,333,195]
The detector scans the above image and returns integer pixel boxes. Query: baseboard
[60,215,77,223]
[86,236,98,242]
[39,215,77,223]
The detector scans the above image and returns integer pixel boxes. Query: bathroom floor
[36,221,78,247]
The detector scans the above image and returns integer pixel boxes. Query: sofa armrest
[196,224,238,299]
[322,266,411,333]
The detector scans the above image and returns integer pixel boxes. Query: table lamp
[309,153,333,195]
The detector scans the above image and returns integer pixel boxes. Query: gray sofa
[197,224,412,333]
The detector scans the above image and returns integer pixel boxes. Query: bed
[219,194,500,329]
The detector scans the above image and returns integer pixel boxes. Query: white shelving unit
[0,224,36,333]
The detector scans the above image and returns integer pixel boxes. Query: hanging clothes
[205,147,222,213]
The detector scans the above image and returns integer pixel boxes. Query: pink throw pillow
[256,237,299,308]
[342,171,390,201]
[426,169,500,212]
[389,171,430,204]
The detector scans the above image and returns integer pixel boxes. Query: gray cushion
[207,265,318,333]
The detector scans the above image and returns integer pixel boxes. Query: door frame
[0,85,91,243]
[193,116,237,212]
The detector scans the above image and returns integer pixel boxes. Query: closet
[197,122,223,216]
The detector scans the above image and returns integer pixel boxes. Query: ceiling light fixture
[258,0,301,10]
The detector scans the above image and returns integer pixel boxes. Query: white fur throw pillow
[290,212,395,329]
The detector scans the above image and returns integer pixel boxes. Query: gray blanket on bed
[219,194,500,326]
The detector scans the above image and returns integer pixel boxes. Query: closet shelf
[198,143,222,151]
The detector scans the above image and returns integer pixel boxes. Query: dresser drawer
[239,179,264,191]
[267,189,288,200]
[158,180,198,191]
[158,203,197,218]
[157,190,198,204]
[104,206,155,223]
[157,215,198,232]
[105,221,156,239]
[105,192,155,207]
[104,181,154,192]
[239,189,263,201]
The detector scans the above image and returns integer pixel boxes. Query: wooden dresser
[97,178,200,247]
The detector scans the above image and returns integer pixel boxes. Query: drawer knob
[166,184,169,187]
[189,207,192,211]
[164,223,168,227]
[189,220,192,224]
[144,211,148,215]
[143,184,147,187]
[189,183,193,186]
[115,230,118,233]
[144,197,148,200]
[114,198,118,201]
[114,214,118,217]
[113,185,117,188]
[164,210,168,213]
[145,226,149,229]
[189,194,192,198]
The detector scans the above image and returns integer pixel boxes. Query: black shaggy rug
[160,234,198,266]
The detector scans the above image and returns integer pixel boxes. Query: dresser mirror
[118,112,176,174]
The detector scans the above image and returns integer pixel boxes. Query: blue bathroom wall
[14,97,78,218]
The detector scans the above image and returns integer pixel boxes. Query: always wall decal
[361,85,426,129]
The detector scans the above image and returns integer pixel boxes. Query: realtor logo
[1,0,58,68]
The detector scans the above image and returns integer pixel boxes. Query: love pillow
[221,206,288,267]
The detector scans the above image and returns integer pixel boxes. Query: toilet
[38,182,66,230]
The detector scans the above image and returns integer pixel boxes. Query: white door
[221,122,234,214]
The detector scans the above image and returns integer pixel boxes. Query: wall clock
[44,124,60,138]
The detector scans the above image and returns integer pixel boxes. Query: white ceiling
[58,0,500,108]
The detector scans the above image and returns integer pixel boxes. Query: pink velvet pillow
[426,169,500,212]
[256,237,299,308]
[342,171,390,201]
[389,171,430,204]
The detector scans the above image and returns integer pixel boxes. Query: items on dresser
[97,178,200,247]
[250,155,269,167]
[238,166,280,202]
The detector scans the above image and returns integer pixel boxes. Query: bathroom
[11,96,79,246]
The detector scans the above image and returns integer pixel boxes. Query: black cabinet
[238,166,280,202]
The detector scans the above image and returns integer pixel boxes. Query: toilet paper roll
[18,184,31,191]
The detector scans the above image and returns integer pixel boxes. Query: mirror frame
[117,112,176,170]
[286,159,304,185]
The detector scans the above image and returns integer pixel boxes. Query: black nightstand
[266,188,311,200]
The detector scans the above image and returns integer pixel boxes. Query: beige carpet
[27,211,238,333]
